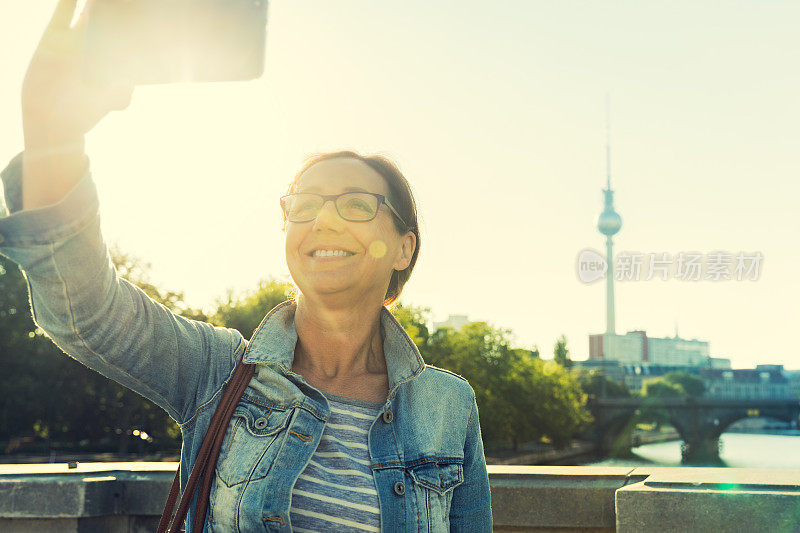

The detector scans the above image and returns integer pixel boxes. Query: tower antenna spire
[605,93,611,190]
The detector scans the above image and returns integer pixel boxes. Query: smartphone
[83,0,268,85]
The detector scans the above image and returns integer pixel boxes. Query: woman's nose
[312,200,345,231]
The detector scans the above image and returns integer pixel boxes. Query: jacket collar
[242,300,426,394]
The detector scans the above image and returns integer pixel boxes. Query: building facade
[589,330,709,366]
[433,314,469,332]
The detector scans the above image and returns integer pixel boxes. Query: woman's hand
[22,0,133,148]
[21,0,133,210]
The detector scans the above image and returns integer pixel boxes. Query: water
[590,432,800,468]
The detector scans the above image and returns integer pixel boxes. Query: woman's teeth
[312,250,352,257]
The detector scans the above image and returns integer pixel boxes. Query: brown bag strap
[158,361,256,533]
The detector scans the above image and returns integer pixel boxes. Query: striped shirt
[290,392,383,532]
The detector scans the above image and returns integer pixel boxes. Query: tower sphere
[598,209,622,236]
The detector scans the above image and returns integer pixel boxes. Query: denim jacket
[0,153,492,532]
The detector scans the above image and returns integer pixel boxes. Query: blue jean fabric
[0,153,492,532]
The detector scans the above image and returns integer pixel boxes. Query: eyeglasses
[280,192,407,227]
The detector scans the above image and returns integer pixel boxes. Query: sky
[1,1,798,370]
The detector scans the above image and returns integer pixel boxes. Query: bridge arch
[593,397,800,464]
[702,406,799,443]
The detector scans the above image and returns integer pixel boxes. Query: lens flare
[369,240,387,259]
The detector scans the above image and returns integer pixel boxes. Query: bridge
[589,397,800,464]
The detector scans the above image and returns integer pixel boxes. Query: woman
[1,1,492,531]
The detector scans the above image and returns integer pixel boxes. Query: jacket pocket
[215,400,292,487]
[409,460,464,494]
[409,460,464,532]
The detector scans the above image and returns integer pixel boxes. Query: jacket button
[382,409,394,424]
[254,417,268,430]
[393,481,405,496]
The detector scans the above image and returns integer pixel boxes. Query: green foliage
[111,246,207,321]
[511,358,591,449]
[391,306,591,451]
[0,249,209,455]
[0,255,58,446]
[209,279,296,339]
[639,371,705,428]
[574,369,630,400]
[553,334,572,368]
[390,303,430,349]
[642,371,705,398]
[663,371,706,398]
[642,379,683,398]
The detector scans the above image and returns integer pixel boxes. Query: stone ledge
[1,463,799,531]
[489,466,636,531]
[616,467,800,533]
[0,516,160,533]
[0,463,175,519]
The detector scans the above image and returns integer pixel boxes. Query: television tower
[597,98,622,335]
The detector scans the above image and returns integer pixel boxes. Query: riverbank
[3,430,683,467]
[631,428,680,447]
[486,440,598,465]
[486,428,681,465]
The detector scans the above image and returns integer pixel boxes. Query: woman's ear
[393,231,417,271]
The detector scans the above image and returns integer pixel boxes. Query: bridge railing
[1,463,799,532]
[593,397,800,408]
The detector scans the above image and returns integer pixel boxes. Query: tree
[111,245,208,320]
[400,313,591,451]
[0,248,206,455]
[575,369,630,400]
[512,347,539,360]
[642,380,683,397]
[663,371,705,398]
[505,355,591,449]
[390,303,430,349]
[642,371,705,399]
[0,255,63,448]
[639,374,694,430]
[210,279,296,339]
[553,334,572,368]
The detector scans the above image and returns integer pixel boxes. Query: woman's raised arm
[0,0,246,425]
[21,0,131,210]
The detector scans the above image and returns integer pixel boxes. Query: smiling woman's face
[285,157,415,306]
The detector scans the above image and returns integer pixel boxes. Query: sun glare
[369,240,387,259]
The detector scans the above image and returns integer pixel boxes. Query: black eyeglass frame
[280,192,408,228]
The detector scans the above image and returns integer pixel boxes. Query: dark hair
[287,151,420,306]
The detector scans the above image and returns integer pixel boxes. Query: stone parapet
[0,463,798,531]
[490,465,636,532]
[615,467,800,533]
[0,462,174,533]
